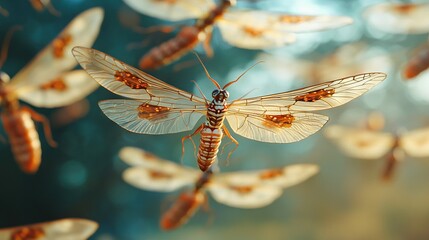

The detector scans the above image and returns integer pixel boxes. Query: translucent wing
[221,10,353,32]
[206,164,318,208]
[0,218,98,240]
[217,11,296,49]
[10,7,103,90]
[226,111,328,143]
[120,147,200,192]
[99,99,204,134]
[228,73,386,114]
[325,125,395,159]
[364,3,429,34]
[215,164,319,188]
[17,70,98,108]
[207,184,282,209]
[123,0,215,21]
[399,127,429,158]
[73,47,207,134]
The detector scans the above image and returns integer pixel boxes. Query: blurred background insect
[0,218,98,240]
[29,0,61,17]
[120,147,319,230]
[325,113,429,181]
[364,2,429,35]
[122,0,353,69]
[0,8,103,173]
[73,47,386,171]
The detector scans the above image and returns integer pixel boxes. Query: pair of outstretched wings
[123,0,353,49]
[73,46,386,144]
[364,3,429,34]
[325,125,429,159]
[0,218,97,240]
[2,7,103,108]
[120,147,318,208]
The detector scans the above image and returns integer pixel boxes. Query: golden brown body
[160,191,204,230]
[139,0,233,69]
[1,104,41,173]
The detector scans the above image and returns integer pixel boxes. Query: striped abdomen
[139,26,203,70]
[404,46,429,79]
[160,191,204,230]
[197,103,226,171]
[1,109,41,173]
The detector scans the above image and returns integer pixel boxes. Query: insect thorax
[206,100,227,128]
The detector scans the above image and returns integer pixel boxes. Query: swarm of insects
[0,8,103,173]
[0,218,98,240]
[123,0,353,69]
[72,46,386,171]
[120,147,319,230]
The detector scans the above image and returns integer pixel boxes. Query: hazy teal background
[1,0,429,239]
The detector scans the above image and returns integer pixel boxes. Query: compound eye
[224,91,229,98]
[212,89,219,97]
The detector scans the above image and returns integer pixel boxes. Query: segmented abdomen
[1,110,41,173]
[404,46,429,79]
[139,26,202,70]
[197,127,222,171]
[160,192,204,230]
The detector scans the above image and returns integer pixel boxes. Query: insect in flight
[123,0,353,69]
[325,119,429,181]
[120,147,319,230]
[0,8,103,173]
[364,3,429,35]
[0,218,98,240]
[73,46,386,172]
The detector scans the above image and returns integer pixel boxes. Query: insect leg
[181,124,204,161]
[222,126,239,164]
[23,106,57,147]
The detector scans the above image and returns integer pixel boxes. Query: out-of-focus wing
[73,47,207,134]
[228,73,386,113]
[399,127,429,158]
[217,10,352,49]
[325,125,395,159]
[207,183,282,209]
[120,147,200,192]
[226,111,328,143]
[123,0,215,21]
[10,7,103,91]
[17,70,98,108]
[0,218,98,240]
[206,164,318,208]
[217,164,319,188]
[217,12,296,49]
[364,3,429,34]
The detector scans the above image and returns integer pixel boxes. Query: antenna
[223,60,263,89]
[191,80,209,105]
[0,26,22,68]
[192,51,221,89]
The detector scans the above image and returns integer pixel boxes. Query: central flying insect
[73,47,386,172]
